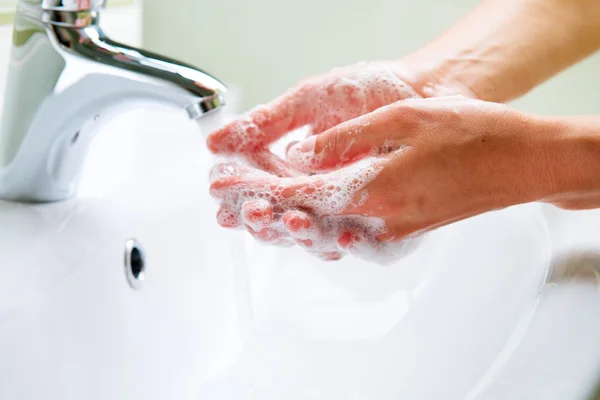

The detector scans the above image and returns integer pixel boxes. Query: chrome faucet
[0,0,227,202]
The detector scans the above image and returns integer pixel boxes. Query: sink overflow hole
[125,239,145,290]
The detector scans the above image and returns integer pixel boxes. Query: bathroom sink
[1,106,600,400]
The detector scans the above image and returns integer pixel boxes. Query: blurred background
[1,0,600,114]
[143,0,600,114]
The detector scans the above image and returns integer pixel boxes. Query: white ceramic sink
[1,106,599,400]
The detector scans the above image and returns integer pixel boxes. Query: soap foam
[306,65,421,135]
[372,139,406,156]
[212,156,421,264]
[217,110,269,153]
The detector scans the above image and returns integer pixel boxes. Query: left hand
[205,61,429,177]
[210,96,558,262]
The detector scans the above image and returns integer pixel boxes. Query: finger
[282,210,315,249]
[308,67,420,135]
[337,230,366,250]
[216,204,242,228]
[246,225,281,242]
[376,233,399,243]
[282,211,346,260]
[206,85,314,154]
[211,172,361,224]
[210,175,276,200]
[319,251,344,261]
[210,176,311,232]
[282,210,323,250]
[210,174,321,204]
[296,239,314,248]
[274,237,295,247]
[241,199,273,231]
[286,103,409,173]
[338,229,390,261]
[282,210,313,235]
[242,150,302,178]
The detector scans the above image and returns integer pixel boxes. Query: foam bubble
[371,139,406,156]
[309,65,421,135]
[215,104,272,153]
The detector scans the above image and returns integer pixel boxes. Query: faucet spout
[0,1,227,202]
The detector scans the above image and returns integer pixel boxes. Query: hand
[206,61,433,175]
[210,156,420,263]
[210,96,556,263]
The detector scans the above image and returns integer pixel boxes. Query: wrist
[537,116,600,209]
[399,45,527,103]
[397,52,484,101]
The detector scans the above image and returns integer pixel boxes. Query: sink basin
[0,107,246,399]
[1,106,599,400]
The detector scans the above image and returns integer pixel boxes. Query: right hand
[209,97,544,263]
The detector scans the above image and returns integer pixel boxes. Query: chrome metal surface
[124,239,145,290]
[22,0,107,12]
[0,0,227,202]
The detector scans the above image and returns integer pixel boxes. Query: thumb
[285,113,389,172]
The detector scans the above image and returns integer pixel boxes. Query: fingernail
[377,233,397,243]
[287,137,317,172]
[285,141,299,154]
[320,251,343,261]
[296,239,313,247]
[289,136,316,154]
[337,231,353,249]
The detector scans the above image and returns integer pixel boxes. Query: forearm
[400,0,600,102]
